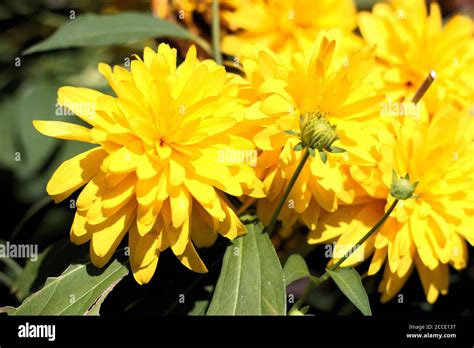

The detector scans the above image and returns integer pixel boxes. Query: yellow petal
[137,201,162,236]
[169,157,186,186]
[308,201,384,244]
[368,247,387,276]
[190,208,217,248]
[33,120,92,142]
[167,217,191,256]
[184,176,217,205]
[107,146,140,174]
[379,261,414,303]
[176,239,208,273]
[101,173,136,214]
[136,176,159,207]
[415,256,449,304]
[47,147,107,203]
[301,199,321,231]
[70,211,91,245]
[308,178,338,212]
[89,200,136,268]
[170,186,191,228]
[132,257,158,285]
[450,232,468,270]
[129,224,159,284]
[218,197,246,240]
[57,86,111,127]
[409,213,439,270]
[76,175,102,211]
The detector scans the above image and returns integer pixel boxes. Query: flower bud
[390,171,419,200]
[299,111,338,151]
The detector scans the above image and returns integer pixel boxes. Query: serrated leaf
[283,254,311,287]
[207,222,286,315]
[327,268,372,316]
[2,258,129,315]
[23,12,211,55]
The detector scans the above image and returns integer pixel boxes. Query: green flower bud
[390,171,419,200]
[299,111,339,151]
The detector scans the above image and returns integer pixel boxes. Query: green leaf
[207,222,286,315]
[284,129,300,136]
[293,142,304,151]
[0,240,23,287]
[0,256,23,279]
[11,239,88,301]
[84,276,124,316]
[2,257,129,315]
[319,150,327,163]
[327,268,372,316]
[0,99,18,170]
[328,146,346,153]
[187,285,214,315]
[23,12,211,55]
[283,254,311,287]
[16,80,61,179]
[355,0,379,10]
[188,300,210,316]
[0,274,13,288]
[0,80,60,175]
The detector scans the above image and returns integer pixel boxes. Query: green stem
[266,148,310,236]
[292,199,399,311]
[211,0,223,65]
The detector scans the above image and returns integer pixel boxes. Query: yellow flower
[310,106,474,303]
[358,0,474,114]
[33,44,264,284]
[222,0,362,56]
[237,31,384,237]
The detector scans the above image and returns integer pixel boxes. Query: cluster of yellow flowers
[34,0,473,304]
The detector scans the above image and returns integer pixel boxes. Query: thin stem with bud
[289,70,436,314]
